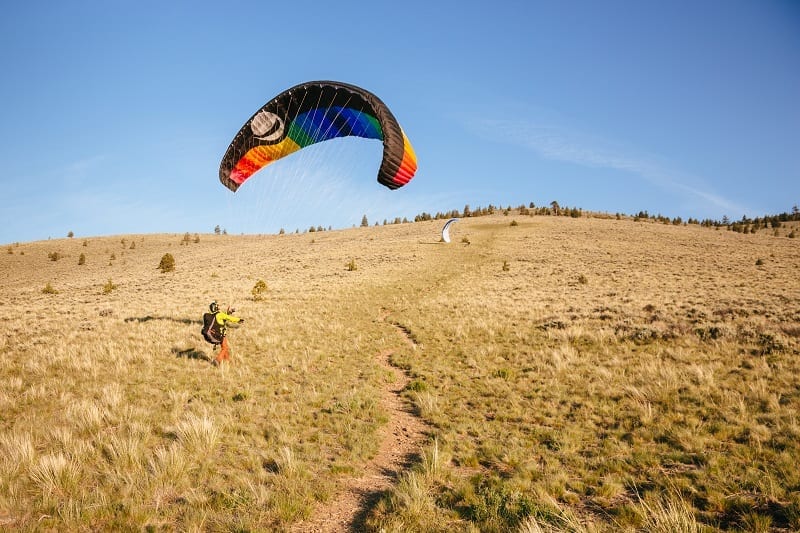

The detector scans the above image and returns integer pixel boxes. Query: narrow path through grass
[290,309,429,532]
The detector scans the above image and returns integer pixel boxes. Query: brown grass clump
[1,215,799,531]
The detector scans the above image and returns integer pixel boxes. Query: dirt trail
[291,311,427,532]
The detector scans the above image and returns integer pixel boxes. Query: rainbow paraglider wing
[219,81,417,192]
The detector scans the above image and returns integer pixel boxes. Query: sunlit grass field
[1,213,798,531]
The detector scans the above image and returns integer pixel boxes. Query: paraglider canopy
[219,81,417,193]
[442,218,459,243]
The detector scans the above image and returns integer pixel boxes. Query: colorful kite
[219,81,417,192]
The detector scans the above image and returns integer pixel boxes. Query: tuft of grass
[42,282,59,294]
[637,493,703,532]
[102,279,117,294]
[0,432,36,475]
[346,258,358,271]
[175,413,220,455]
[30,453,81,501]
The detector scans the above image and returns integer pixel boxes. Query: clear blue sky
[1,1,798,243]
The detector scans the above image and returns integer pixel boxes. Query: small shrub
[756,332,785,355]
[102,279,117,294]
[502,260,510,271]
[67,231,74,238]
[109,253,116,261]
[695,325,725,341]
[158,253,176,273]
[6,247,12,255]
[578,274,588,285]
[78,253,86,265]
[510,219,518,226]
[461,236,471,245]
[82,240,88,247]
[42,282,59,294]
[755,258,764,266]
[346,258,358,271]
[252,279,269,301]
[129,241,136,250]
[789,230,796,239]
[48,251,63,261]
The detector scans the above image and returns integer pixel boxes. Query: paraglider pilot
[202,301,244,366]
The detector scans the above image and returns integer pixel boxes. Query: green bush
[252,279,269,301]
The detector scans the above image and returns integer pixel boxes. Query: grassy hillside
[1,214,798,531]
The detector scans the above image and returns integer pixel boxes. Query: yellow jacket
[215,311,241,335]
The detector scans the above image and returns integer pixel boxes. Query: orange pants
[215,337,231,364]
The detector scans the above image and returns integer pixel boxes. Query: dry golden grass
[1,214,798,531]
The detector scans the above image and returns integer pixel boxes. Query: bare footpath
[291,311,428,532]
